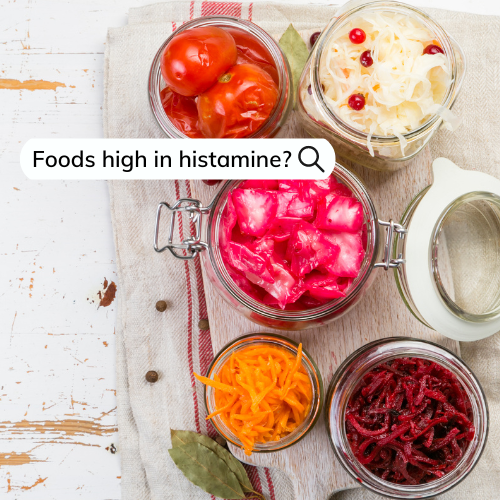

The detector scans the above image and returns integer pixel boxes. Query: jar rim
[203,333,324,453]
[431,191,500,323]
[395,159,500,341]
[148,15,292,139]
[325,337,489,498]
[309,0,464,144]
[205,165,381,325]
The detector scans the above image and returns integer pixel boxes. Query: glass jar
[148,16,292,139]
[297,0,466,171]
[154,157,500,340]
[154,164,384,330]
[393,157,500,341]
[326,337,488,498]
[204,333,323,453]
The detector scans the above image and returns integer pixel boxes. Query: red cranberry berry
[310,31,321,46]
[348,93,365,111]
[423,44,444,55]
[360,50,373,67]
[202,180,221,186]
[349,28,366,44]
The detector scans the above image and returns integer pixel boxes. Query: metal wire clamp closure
[374,219,407,270]
[154,199,209,260]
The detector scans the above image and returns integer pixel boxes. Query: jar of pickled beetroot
[326,337,488,498]
[149,16,292,139]
[297,0,466,171]
[154,157,500,337]
[197,333,323,455]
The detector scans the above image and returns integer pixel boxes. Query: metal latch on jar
[374,219,407,270]
[154,199,209,260]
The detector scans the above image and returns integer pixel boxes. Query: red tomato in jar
[225,27,279,84]
[160,87,203,138]
[160,26,237,97]
[197,63,279,138]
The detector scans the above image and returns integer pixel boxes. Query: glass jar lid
[404,158,500,340]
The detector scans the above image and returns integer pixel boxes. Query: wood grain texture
[190,147,460,500]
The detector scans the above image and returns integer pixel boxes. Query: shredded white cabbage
[319,12,453,155]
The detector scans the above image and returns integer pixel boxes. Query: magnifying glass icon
[298,146,325,173]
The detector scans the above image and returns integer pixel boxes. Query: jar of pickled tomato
[203,333,323,454]
[326,337,488,498]
[297,0,466,171]
[154,158,500,340]
[149,16,292,139]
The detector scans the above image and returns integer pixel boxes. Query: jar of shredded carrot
[196,333,323,455]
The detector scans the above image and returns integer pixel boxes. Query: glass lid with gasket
[394,157,500,341]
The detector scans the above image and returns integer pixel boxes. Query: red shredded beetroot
[346,357,475,485]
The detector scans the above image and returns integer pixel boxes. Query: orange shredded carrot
[194,343,312,455]
[194,373,238,394]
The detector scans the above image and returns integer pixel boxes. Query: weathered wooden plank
[0,0,121,496]
[0,334,119,497]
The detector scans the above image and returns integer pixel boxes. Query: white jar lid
[405,158,500,341]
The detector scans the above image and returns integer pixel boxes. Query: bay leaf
[168,442,245,499]
[171,429,253,493]
[279,24,309,107]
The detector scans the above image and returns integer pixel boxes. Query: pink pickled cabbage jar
[155,157,500,340]
[154,163,393,330]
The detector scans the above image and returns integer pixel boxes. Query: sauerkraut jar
[297,1,466,171]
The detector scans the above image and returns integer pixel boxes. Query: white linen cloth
[104,3,500,498]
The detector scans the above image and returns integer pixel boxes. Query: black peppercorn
[198,319,210,330]
[156,300,168,312]
[146,371,159,383]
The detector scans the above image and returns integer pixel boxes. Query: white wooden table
[1,0,498,498]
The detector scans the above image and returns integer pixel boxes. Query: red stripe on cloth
[184,181,207,318]
[172,21,177,31]
[201,1,242,17]
[182,181,275,492]
[190,0,195,19]
[184,181,217,438]
[244,463,264,496]
[265,468,276,500]
[248,2,253,21]
[175,180,201,434]
[184,181,212,371]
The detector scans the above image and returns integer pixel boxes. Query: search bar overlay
[20,138,335,180]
